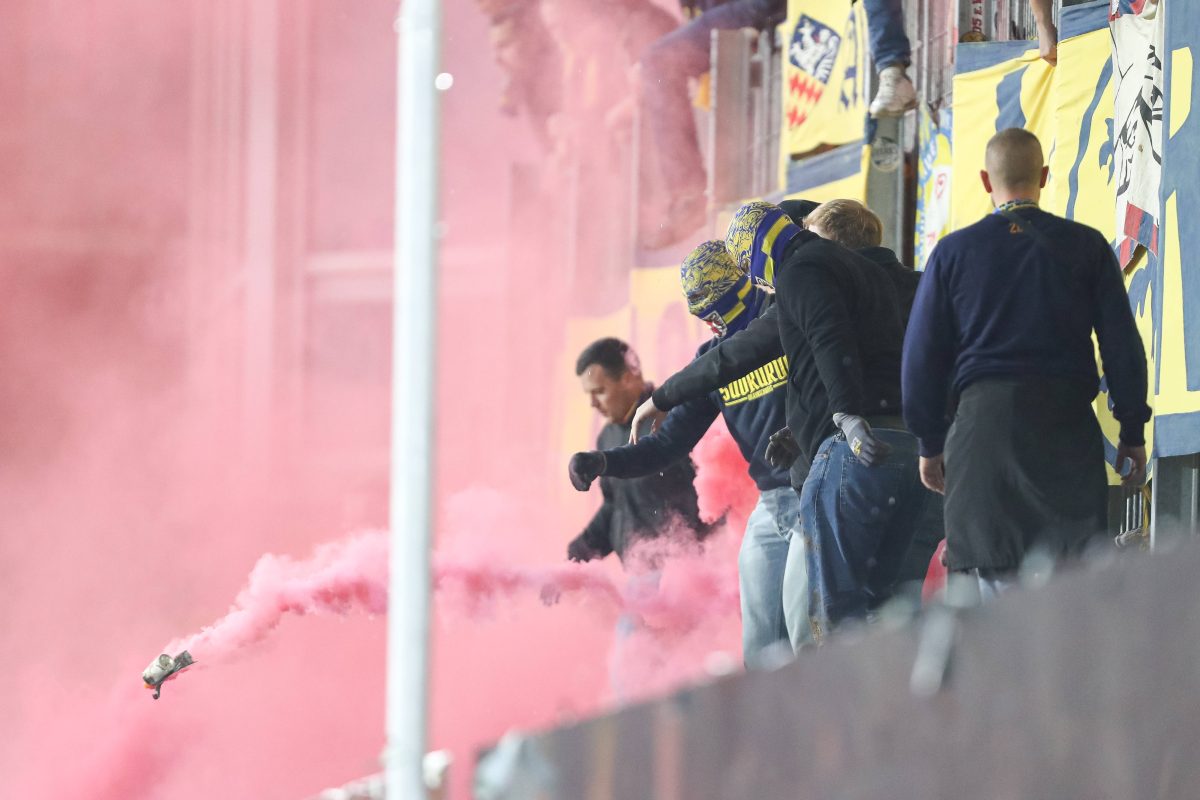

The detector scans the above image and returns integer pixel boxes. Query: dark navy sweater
[901,207,1151,457]
[603,306,791,492]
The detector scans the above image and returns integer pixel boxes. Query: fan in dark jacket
[570,338,708,567]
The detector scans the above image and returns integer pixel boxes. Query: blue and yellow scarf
[725,201,803,288]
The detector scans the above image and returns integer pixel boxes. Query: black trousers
[943,377,1108,572]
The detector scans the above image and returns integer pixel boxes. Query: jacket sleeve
[651,306,784,411]
[901,245,957,456]
[775,259,866,417]
[578,479,615,558]
[602,396,719,478]
[1090,233,1151,446]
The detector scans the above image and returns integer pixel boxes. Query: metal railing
[707,27,784,207]
[912,0,958,105]
[1114,484,1152,549]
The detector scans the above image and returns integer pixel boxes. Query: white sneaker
[869,65,917,118]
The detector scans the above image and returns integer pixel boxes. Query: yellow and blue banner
[950,43,1054,228]
[1152,0,1200,454]
[780,0,869,158]
[915,105,952,270]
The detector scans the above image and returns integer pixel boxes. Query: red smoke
[0,1,770,798]
[693,416,759,531]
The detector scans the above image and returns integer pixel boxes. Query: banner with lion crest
[780,0,869,158]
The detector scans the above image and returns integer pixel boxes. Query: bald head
[983,128,1047,198]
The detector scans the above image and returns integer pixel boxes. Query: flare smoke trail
[165,525,741,669]
[167,531,389,659]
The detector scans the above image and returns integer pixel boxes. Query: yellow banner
[1153,31,1200,453]
[780,0,868,157]
[1043,28,1114,227]
[949,46,1054,228]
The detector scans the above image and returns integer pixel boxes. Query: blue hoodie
[601,296,791,491]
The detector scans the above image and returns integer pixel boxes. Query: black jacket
[773,233,905,462]
[602,300,791,492]
[654,234,906,466]
[859,246,920,325]
[578,386,708,562]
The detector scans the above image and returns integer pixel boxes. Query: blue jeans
[782,516,814,651]
[640,0,781,194]
[861,0,912,69]
[739,486,808,666]
[801,427,928,637]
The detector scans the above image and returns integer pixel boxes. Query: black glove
[764,426,801,470]
[567,535,600,563]
[568,451,606,491]
[833,413,891,467]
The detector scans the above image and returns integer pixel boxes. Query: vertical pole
[386,0,441,798]
[243,0,279,465]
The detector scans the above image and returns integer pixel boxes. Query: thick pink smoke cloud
[166,514,746,684]
[20,685,183,800]
[170,531,389,660]
[0,1,771,798]
[18,496,745,797]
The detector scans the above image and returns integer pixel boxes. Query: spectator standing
[796,200,942,590]
[474,0,562,146]
[729,202,925,638]
[569,338,708,567]
[570,242,805,666]
[902,128,1150,599]
[862,0,918,118]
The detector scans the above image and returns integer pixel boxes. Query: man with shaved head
[902,128,1151,599]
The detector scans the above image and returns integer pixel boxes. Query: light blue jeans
[740,486,811,666]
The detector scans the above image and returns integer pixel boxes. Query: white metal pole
[386,0,441,797]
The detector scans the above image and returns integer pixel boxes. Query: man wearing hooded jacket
[632,200,931,639]
[569,241,807,665]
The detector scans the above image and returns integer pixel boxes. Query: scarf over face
[680,239,768,338]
